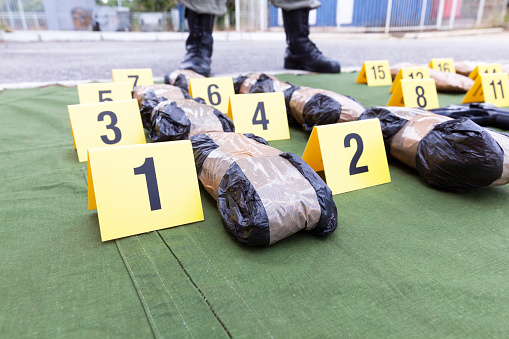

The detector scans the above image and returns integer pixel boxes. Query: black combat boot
[282,8,340,73]
[179,8,215,77]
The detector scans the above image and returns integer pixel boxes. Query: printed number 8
[415,86,427,108]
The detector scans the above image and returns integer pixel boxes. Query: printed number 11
[134,157,161,211]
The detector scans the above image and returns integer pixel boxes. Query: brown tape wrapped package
[133,84,190,106]
[164,69,205,92]
[455,60,509,77]
[359,106,509,191]
[191,131,337,246]
[233,73,366,131]
[390,63,474,93]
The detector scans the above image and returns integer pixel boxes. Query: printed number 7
[344,133,368,175]
[128,75,139,89]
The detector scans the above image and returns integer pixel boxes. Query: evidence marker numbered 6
[68,99,146,162]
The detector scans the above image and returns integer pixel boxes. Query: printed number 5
[98,111,122,144]
[344,133,368,175]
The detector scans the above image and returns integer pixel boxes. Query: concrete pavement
[1,28,508,90]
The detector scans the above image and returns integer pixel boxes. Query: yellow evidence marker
[302,119,391,195]
[387,78,439,110]
[462,73,509,107]
[77,82,132,104]
[390,67,430,93]
[189,77,235,115]
[87,140,204,241]
[68,99,146,162]
[429,58,455,73]
[112,68,154,91]
[356,60,393,86]
[227,92,290,141]
[468,64,503,80]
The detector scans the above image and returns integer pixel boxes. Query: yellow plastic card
[356,60,392,86]
[189,77,234,114]
[227,92,290,141]
[463,73,509,107]
[302,119,391,195]
[390,67,430,93]
[68,99,146,162]
[388,79,439,109]
[468,64,503,80]
[87,140,204,241]
[77,82,132,104]
[112,68,154,91]
[429,58,455,73]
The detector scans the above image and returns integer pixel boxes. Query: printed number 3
[98,111,122,144]
[344,133,368,175]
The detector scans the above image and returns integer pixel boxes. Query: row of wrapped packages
[132,70,509,245]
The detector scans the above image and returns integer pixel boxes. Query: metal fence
[1,0,508,32]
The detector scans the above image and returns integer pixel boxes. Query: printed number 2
[252,102,269,130]
[98,111,122,144]
[134,157,161,211]
[344,133,368,175]
[128,75,139,88]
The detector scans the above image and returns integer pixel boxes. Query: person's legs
[177,1,227,77]
[272,0,341,73]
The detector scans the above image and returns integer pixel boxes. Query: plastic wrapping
[430,103,509,130]
[289,87,366,131]
[190,132,337,246]
[133,84,190,106]
[390,63,474,93]
[164,69,205,92]
[234,73,293,95]
[359,106,507,191]
[146,99,234,142]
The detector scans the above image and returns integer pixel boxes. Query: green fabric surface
[1,74,509,338]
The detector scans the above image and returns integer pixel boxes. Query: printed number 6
[98,111,122,144]
[344,133,368,175]
[207,84,221,105]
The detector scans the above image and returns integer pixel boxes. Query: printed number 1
[252,102,270,130]
[134,157,161,211]
[128,75,139,88]
[344,133,368,175]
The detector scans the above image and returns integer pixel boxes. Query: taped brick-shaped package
[234,73,365,131]
[140,97,234,142]
[133,84,191,106]
[190,132,338,246]
[390,63,474,93]
[164,69,205,92]
[359,106,509,191]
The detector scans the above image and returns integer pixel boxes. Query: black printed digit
[415,86,427,108]
[207,84,221,105]
[97,110,122,144]
[252,102,270,130]
[344,133,368,175]
[128,75,139,88]
[134,157,161,211]
[99,90,112,102]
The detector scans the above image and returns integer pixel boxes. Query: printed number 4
[344,133,368,175]
[252,102,269,130]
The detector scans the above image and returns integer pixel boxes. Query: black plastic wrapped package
[359,106,507,191]
[144,99,234,142]
[190,132,337,246]
[164,69,205,92]
[133,84,190,106]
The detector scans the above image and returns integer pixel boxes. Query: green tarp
[1,73,508,338]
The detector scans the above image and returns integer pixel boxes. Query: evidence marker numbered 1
[68,99,146,162]
[87,140,204,241]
